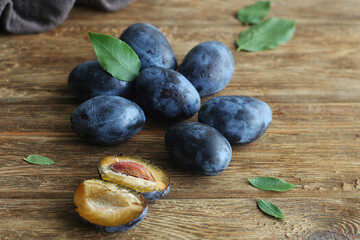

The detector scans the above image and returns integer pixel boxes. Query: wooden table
[1,0,359,239]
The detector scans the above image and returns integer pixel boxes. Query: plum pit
[110,161,154,181]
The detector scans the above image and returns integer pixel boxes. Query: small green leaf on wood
[249,177,299,191]
[257,198,285,219]
[237,1,271,25]
[23,155,55,165]
[88,32,141,82]
[236,17,296,52]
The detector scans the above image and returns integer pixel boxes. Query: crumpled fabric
[0,0,134,34]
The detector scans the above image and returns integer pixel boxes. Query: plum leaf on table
[236,17,296,52]
[23,155,55,165]
[257,198,285,219]
[249,177,299,191]
[237,1,271,25]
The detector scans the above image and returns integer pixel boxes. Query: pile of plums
[69,22,272,175]
[69,23,272,232]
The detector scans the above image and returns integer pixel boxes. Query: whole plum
[70,96,145,145]
[165,122,232,175]
[68,60,135,101]
[178,41,234,97]
[120,23,177,70]
[198,95,272,144]
[136,67,200,121]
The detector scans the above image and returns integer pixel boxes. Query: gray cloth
[0,0,134,34]
[76,0,133,12]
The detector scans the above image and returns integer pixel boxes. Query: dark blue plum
[70,96,145,145]
[165,122,232,175]
[178,41,234,97]
[198,95,272,144]
[136,67,200,121]
[120,23,177,70]
[68,60,135,101]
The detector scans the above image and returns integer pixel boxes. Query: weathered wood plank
[0,198,359,240]
[0,0,360,239]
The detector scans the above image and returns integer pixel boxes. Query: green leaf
[249,177,299,191]
[237,1,271,25]
[236,17,296,52]
[88,32,141,82]
[257,198,285,219]
[23,155,55,165]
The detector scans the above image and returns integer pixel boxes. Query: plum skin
[165,122,232,175]
[68,60,135,101]
[120,23,177,70]
[142,185,170,202]
[70,96,145,145]
[79,205,148,233]
[178,41,234,97]
[136,67,200,121]
[198,95,272,144]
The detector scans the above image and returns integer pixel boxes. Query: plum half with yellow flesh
[98,156,170,201]
[74,179,148,232]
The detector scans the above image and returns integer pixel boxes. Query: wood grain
[0,0,359,239]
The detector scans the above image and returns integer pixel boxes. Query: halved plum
[98,156,170,201]
[74,179,148,232]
